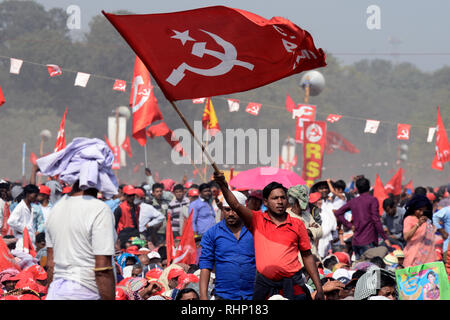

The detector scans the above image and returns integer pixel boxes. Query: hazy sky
[35,0,450,72]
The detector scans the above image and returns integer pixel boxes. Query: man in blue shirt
[199,191,256,300]
[189,183,216,236]
[432,205,450,263]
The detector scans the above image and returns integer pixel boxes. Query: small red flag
[129,56,163,146]
[22,227,36,257]
[113,79,127,92]
[326,114,342,123]
[166,212,175,266]
[121,136,132,158]
[104,135,114,151]
[30,152,37,165]
[245,102,261,116]
[285,92,296,113]
[54,107,68,152]
[325,131,360,154]
[432,106,450,170]
[103,6,326,101]
[405,180,413,192]
[173,210,196,265]
[396,123,411,140]
[374,174,389,216]
[385,168,403,196]
[46,64,62,77]
[0,236,20,270]
[0,85,5,106]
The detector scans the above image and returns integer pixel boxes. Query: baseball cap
[188,189,199,197]
[123,185,136,195]
[134,188,145,198]
[38,185,51,196]
[309,192,322,204]
[125,245,140,255]
[147,251,161,260]
[222,191,247,208]
[62,186,72,194]
[145,268,163,281]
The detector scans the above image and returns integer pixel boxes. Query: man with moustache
[214,171,324,300]
[188,183,216,236]
[199,191,256,300]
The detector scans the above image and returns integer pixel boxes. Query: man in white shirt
[136,188,164,244]
[7,184,39,250]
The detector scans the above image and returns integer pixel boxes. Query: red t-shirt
[249,210,311,281]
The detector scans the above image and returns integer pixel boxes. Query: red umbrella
[229,167,305,191]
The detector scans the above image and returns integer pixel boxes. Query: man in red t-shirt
[214,171,324,300]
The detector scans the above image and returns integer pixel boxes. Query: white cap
[222,191,247,208]
[147,251,161,260]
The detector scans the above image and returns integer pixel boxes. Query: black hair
[209,181,219,189]
[356,177,370,194]
[173,184,184,192]
[175,288,199,300]
[158,245,167,261]
[334,180,346,191]
[187,264,199,274]
[382,197,396,211]
[323,255,338,271]
[379,271,396,288]
[152,183,164,192]
[0,182,10,190]
[23,184,39,196]
[119,184,126,190]
[191,184,199,189]
[3,235,16,250]
[198,183,211,192]
[36,232,46,244]
[414,186,427,196]
[369,256,386,269]
[262,182,287,200]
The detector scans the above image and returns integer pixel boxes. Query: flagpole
[168,100,220,174]
[144,144,148,169]
[203,128,210,182]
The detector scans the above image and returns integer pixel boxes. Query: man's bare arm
[199,269,211,300]
[94,255,115,300]
[46,247,54,285]
[301,250,324,300]
[213,171,253,229]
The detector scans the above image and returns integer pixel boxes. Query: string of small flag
[0,55,446,142]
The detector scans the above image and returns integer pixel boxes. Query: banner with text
[302,121,326,187]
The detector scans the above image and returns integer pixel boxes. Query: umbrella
[229,167,305,190]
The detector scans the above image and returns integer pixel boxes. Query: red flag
[121,136,132,158]
[396,123,411,140]
[54,107,67,152]
[294,104,316,143]
[285,92,296,113]
[0,236,20,270]
[325,131,360,154]
[432,106,450,170]
[0,85,5,106]
[103,6,326,101]
[326,114,342,123]
[22,227,36,257]
[202,98,220,135]
[46,64,62,77]
[29,152,37,165]
[166,212,175,266]
[385,168,403,196]
[405,180,413,192]
[374,174,389,216]
[245,102,261,116]
[173,210,196,265]
[113,79,127,92]
[1,203,13,237]
[129,56,163,146]
[147,122,185,157]
[111,146,121,170]
[104,135,114,151]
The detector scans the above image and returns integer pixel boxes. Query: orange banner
[302,121,326,187]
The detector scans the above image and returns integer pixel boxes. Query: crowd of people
[0,138,449,301]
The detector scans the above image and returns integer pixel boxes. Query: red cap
[123,185,136,195]
[125,245,140,255]
[24,265,47,281]
[168,268,185,280]
[427,193,436,201]
[145,268,163,280]
[333,252,350,265]
[62,186,72,194]
[184,182,193,189]
[188,189,199,197]
[39,185,51,196]
[134,188,145,198]
[309,192,322,204]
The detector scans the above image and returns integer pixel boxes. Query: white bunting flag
[427,127,436,143]
[74,72,90,87]
[364,119,380,134]
[192,98,206,104]
[10,58,23,74]
[227,99,240,112]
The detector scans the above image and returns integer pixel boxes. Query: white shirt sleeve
[139,203,164,232]
[7,202,25,234]
[91,206,116,256]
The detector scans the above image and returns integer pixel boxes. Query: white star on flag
[171,30,195,46]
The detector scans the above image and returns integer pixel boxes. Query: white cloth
[318,197,346,258]
[221,191,247,208]
[138,203,165,232]
[45,195,116,294]
[7,200,35,248]
[0,198,5,230]
[41,204,52,225]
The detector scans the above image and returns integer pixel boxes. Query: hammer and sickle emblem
[166,29,254,86]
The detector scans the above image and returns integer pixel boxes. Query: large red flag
[0,236,20,271]
[374,174,389,216]
[103,6,326,101]
[325,131,360,154]
[0,85,5,106]
[54,107,67,152]
[22,227,36,257]
[129,56,163,146]
[166,212,175,266]
[432,106,450,170]
[385,168,403,196]
[173,210,196,265]
[121,136,132,158]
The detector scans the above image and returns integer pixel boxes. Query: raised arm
[213,171,253,229]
